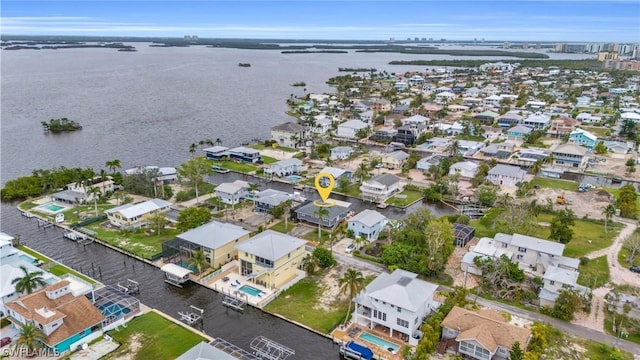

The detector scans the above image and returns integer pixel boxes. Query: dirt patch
[532,187,614,219]
[315,264,377,312]
[114,334,142,360]
[446,237,480,289]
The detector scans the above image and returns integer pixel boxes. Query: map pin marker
[314,172,335,203]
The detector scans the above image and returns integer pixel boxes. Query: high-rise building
[522,42,529,49]
[503,42,510,49]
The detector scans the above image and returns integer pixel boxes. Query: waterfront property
[234,230,306,290]
[163,220,251,269]
[347,209,388,242]
[124,166,178,183]
[449,161,480,179]
[360,174,402,202]
[5,280,105,353]
[319,166,353,183]
[551,143,590,169]
[105,198,173,230]
[352,269,439,346]
[439,306,531,360]
[264,158,303,177]
[381,151,409,170]
[292,200,351,230]
[271,122,308,148]
[161,263,193,287]
[253,189,294,213]
[416,154,445,172]
[215,180,250,205]
[453,223,475,247]
[337,120,369,139]
[203,146,263,164]
[486,164,527,187]
[330,146,354,160]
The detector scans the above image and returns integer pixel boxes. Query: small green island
[238,62,251,67]
[291,81,306,87]
[41,117,83,133]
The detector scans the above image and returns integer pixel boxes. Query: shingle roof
[441,306,531,353]
[552,143,589,156]
[234,230,306,261]
[177,220,251,249]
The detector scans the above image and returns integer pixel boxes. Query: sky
[2,1,639,42]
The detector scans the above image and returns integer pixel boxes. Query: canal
[0,203,340,359]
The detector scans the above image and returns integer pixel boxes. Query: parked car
[0,337,11,347]
[630,265,640,273]
[345,244,357,254]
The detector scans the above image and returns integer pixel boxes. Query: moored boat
[340,341,374,360]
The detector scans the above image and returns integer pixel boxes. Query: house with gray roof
[539,267,589,307]
[449,161,479,179]
[264,158,303,177]
[271,122,308,148]
[176,220,251,268]
[215,180,250,205]
[487,164,526,186]
[337,120,369,139]
[105,198,172,230]
[176,342,238,360]
[319,166,352,183]
[293,201,351,230]
[352,269,439,346]
[348,209,388,242]
[416,154,445,172]
[330,146,354,160]
[360,173,403,202]
[382,150,410,170]
[551,143,589,169]
[253,189,293,213]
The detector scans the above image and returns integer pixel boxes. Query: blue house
[568,129,598,150]
[507,124,534,140]
[203,146,263,164]
[348,209,388,242]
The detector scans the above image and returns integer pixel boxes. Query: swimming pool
[239,285,262,297]
[19,254,38,264]
[358,332,399,353]
[37,203,66,212]
[286,175,303,182]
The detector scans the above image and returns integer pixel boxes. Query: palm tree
[301,254,318,276]
[447,140,460,157]
[530,159,543,175]
[177,157,214,204]
[105,159,121,174]
[15,323,45,355]
[313,206,330,240]
[188,248,209,275]
[339,268,365,325]
[282,199,293,230]
[88,186,101,216]
[602,204,616,233]
[12,265,47,294]
[355,161,369,184]
[148,211,169,235]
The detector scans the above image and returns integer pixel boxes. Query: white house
[105,198,172,229]
[264,158,303,177]
[401,115,429,126]
[449,161,480,179]
[539,267,589,307]
[337,120,369,139]
[330,146,354,160]
[271,122,308,148]
[360,173,402,202]
[484,94,502,107]
[487,164,527,186]
[352,269,439,346]
[359,110,374,124]
[215,180,250,205]
[348,209,388,242]
[621,112,640,123]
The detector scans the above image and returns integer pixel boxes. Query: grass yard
[17,246,53,263]
[303,228,334,244]
[85,225,180,259]
[105,312,206,360]
[617,247,640,267]
[385,190,423,207]
[605,187,640,213]
[269,220,295,234]
[334,183,362,198]
[211,160,257,174]
[577,255,610,288]
[251,144,299,153]
[48,264,97,284]
[530,177,579,191]
[604,314,640,345]
[582,126,612,138]
[261,155,278,164]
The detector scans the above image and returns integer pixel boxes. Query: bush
[312,247,336,268]
[580,256,590,265]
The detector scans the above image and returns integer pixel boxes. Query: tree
[148,211,169,235]
[602,204,616,233]
[337,176,350,193]
[508,341,525,360]
[594,141,608,155]
[313,206,330,239]
[15,323,45,355]
[188,248,209,274]
[625,158,636,174]
[623,232,640,265]
[312,247,336,268]
[177,156,213,204]
[301,254,318,275]
[355,161,369,184]
[11,265,47,294]
[617,184,637,219]
[549,209,576,244]
[530,159,543,175]
[339,268,365,324]
[548,288,585,321]
[475,184,499,207]
[446,140,460,157]
[105,159,122,174]
[176,206,212,232]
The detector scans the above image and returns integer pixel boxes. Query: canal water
[0,203,340,359]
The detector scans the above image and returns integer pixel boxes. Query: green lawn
[211,160,257,174]
[105,312,206,360]
[85,225,180,259]
[581,126,611,138]
[270,220,295,234]
[261,155,278,164]
[618,246,640,267]
[303,228,333,244]
[17,246,53,263]
[251,144,299,153]
[48,264,97,284]
[577,255,610,288]
[605,187,640,213]
[264,277,347,333]
[385,190,423,207]
[334,183,362,198]
[530,177,579,191]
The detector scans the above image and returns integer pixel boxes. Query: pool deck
[331,323,406,360]
[204,270,275,308]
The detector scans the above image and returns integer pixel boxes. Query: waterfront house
[5,280,105,353]
[105,198,172,230]
[540,167,564,179]
[497,113,523,128]
[603,140,632,154]
[203,146,229,161]
[313,117,333,134]
[234,230,306,289]
[416,154,445,172]
[506,124,534,141]
[215,180,250,205]
[393,124,427,146]
[439,306,531,359]
[203,146,263,164]
[480,142,515,159]
[337,120,369,139]
[352,269,438,346]
[487,164,526,186]
[568,129,598,150]
[292,201,351,230]
[360,174,403,202]
[551,143,589,168]
[124,166,178,183]
[50,190,86,206]
[449,161,479,179]
[330,146,354,160]
[381,151,409,170]
[516,148,548,167]
[456,140,485,156]
[348,209,388,242]
[319,166,353,183]
[65,176,118,201]
[264,158,303,177]
[522,113,551,130]
[394,81,408,92]
[175,220,251,269]
[253,189,294,213]
[271,122,308,148]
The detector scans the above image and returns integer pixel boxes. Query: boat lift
[117,279,140,295]
[178,305,204,327]
[249,336,295,360]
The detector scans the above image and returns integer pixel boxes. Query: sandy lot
[531,187,614,219]
[315,264,378,312]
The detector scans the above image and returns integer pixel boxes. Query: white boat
[54,213,65,223]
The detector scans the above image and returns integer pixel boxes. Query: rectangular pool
[37,203,66,212]
[358,332,399,353]
[19,254,38,264]
[239,285,262,297]
[286,175,303,182]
